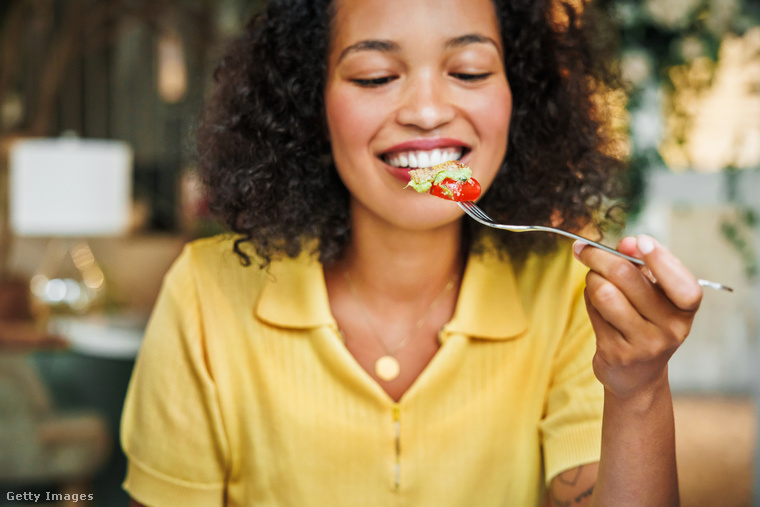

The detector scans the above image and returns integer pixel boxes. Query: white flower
[680,36,705,62]
[630,85,663,151]
[621,50,653,87]
[706,0,741,36]
[612,1,640,27]
[644,0,702,30]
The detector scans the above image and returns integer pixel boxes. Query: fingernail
[638,235,655,255]
[572,240,587,259]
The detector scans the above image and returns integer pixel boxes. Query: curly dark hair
[196,0,627,267]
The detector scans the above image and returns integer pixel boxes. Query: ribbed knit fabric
[121,235,603,507]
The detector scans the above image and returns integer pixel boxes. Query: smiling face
[324,0,512,231]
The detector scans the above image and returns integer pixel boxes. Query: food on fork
[406,161,481,202]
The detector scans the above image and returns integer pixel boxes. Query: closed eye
[351,76,398,87]
[451,72,492,82]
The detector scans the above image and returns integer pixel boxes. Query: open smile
[381,147,468,169]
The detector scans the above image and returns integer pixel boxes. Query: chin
[395,195,464,231]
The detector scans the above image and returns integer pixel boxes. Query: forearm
[591,370,679,507]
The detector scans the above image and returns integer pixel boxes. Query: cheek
[477,87,512,148]
[469,86,512,191]
[325,88,378,160]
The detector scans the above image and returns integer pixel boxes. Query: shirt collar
[441,249,528,341]
[254,249,528,340]
[254,253,336,329]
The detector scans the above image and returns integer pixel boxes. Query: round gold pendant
[375,355,400,382]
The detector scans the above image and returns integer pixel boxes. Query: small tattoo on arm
[550,485,595,507]
[557,466,583,486]
[574,484,594,503]
[550,492,571,507]
[550,465,595,507]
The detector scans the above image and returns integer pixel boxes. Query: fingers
[573,240,667,325]
[583,289,635,364]
[582,267,686,354]
[583,287,625,343]
[573,236,702,315]
[585,284,676,400]
[635,235,702,313]
[616,236,657,282]
[573,236,700,345]
[575,236,701,400]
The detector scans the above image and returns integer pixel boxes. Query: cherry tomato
[429,177,481,201]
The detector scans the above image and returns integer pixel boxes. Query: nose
[395,72,456,131]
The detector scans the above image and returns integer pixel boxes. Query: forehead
[329,0,501,54]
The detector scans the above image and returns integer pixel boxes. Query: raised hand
[573,235,702,400]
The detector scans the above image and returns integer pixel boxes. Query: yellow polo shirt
[121,236,602,507]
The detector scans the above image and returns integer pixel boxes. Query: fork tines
[459,201,492,222]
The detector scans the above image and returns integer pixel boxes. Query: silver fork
[458,201,733,292]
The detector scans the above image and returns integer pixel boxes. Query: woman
[122,0,700,505]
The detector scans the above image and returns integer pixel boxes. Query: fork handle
[529,227,643,264]
[458,202,732,291]
[571,236,733,292]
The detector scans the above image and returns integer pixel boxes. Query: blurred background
[0,0,758,505]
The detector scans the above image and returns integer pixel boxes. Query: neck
[336,199,465,306]
[323,198,466,397]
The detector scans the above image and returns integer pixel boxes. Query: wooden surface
[674,395,756,507]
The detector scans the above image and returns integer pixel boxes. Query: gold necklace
[343,270,457,382]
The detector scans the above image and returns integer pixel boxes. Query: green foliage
[596,0,760,281]
[720,209,759,280]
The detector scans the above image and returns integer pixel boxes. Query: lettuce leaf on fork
[406,161,472,193]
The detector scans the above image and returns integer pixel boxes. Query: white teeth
[384,148,463,168]
[429,149,442,165]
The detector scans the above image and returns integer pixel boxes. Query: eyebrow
[336,33,501,64]
[337,39,400,64]
[446,34,502,55]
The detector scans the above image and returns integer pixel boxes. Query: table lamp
[8,137,133,320]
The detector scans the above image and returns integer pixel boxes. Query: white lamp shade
[9,138,133,237]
